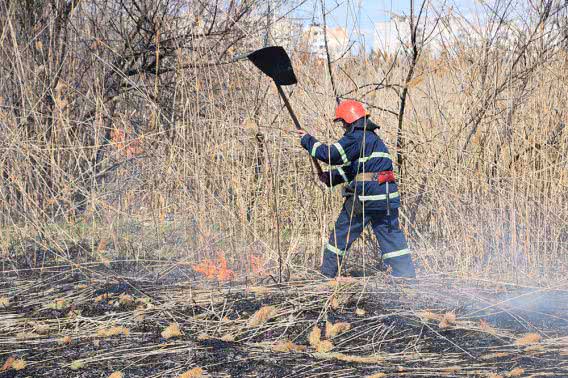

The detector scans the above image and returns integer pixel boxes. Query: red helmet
[333,100,369,124]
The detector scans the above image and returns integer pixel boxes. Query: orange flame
[110,128,144,158]
[192,254,235,281]
[250,254,267,276]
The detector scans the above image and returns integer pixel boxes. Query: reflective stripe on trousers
[321,206,416,278]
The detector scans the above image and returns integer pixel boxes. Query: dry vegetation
[1,0,567,279]
[0,272,567,377]
[1,0,568,376]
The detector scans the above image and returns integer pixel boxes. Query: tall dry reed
[0,0,567,282]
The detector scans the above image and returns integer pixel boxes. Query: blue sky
[293,0,481,51]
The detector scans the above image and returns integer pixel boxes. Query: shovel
[247,46,323,176]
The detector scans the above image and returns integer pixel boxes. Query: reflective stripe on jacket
[300,118,400,211]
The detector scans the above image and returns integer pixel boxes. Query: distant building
[372,12,567,58]
[373,18,412,56]
[303,24,349,59]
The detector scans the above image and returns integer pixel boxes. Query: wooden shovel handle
[275,85,323,176]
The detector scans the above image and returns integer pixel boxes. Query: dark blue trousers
[321,205,416,278]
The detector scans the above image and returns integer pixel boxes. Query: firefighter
[296,100,416,278]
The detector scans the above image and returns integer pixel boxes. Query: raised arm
[300,133,358,166]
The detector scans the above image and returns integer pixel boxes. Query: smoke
[406,277,568,334]
[501,289,568,314]
[468,285,568,333]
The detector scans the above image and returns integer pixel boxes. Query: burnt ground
[1,249,567,377]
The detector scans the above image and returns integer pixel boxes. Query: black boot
[320,251,343,278]
[384,254,416,278]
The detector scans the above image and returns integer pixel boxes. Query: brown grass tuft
[46,298,67,310]
[308,326,321,348]
[316,340,334,353]
[480,352,510,360]
[0,297,9,307]
[417,311,443,321]
[178,367,204,378]
[161,323,182,339]
[95,293,111,303]
[365,373,386,378]
[248,306,276,327]
[11,359,26,371]
[330,296,340,310]
[118,294,134,305]
[309,324,334,352]
[315,352,383,364]
[325,321,351,338]
[58,336,73,345]
[355,308,366,316]
[439,311,456,328]
[97,326,130,338]
[515,333,541,346]
[335,354,383,363]
[272,340,307,353]
[108,372,124,378]
[220,334,235,342]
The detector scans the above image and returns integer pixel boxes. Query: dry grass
[161,323,182,339]
[418,311,444,321]
[315,339,334,353]
[177,368,205,378]
[481,352,511,360]
[0,271,566,377]
[11,359,26,371]
[0,0,565,287]
[58,335,73,345]
[439,311,457,329]
[97,326,130,338]
[308,326,322,348]
[325,320,351,338]
[220,334,235,342]
[0,1,567,376]
[272,340,307,353]
[248,306,277,327]
[515,333,542,346]
[314,352,384,364]
[365,373,386,378]
[505,367,525,377]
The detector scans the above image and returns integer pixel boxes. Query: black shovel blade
[247,46,297,86]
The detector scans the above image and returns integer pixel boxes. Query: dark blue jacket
[300,118,400,211]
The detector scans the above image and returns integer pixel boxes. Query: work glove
[295,129,308,138]
[319,172,332,187]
